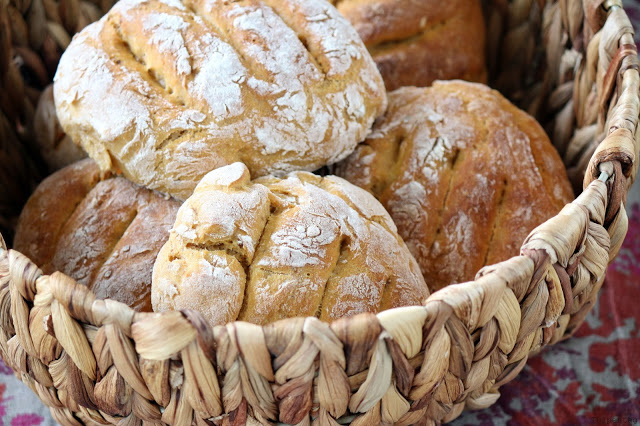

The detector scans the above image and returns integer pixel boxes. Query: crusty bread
[335,81,574,292]
[54,0,387,201]
[14,159,180,311]
[330,0,487,90]
[152,162,429,326]
[33,85,86,172]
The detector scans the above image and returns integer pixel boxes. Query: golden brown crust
[152,162,429,326]
[331,0,487,90]
[14,159,180,311]
[14,159,101,267]
[334,82,575,293]
[53,0,387,200]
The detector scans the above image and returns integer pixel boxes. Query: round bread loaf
[152,162,429,326]
[14,159,181,311]
[330,0,487,91]
[53,0,387,201]
[335,82,575,293]
[33,85,86,172]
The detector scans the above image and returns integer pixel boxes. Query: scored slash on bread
[53,0,387,201]
[13,159,181,311]
[335,81,575,293]
[152,162,429,326]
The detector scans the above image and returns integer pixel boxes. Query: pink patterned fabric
[2,2,640,424]
[454,202,640,425]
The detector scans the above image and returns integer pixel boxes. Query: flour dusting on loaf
[54,0,386,200]
[335,82,575,293]
[152,163,429,326]
[143,13,192,76]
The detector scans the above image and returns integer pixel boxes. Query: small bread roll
[14,159,181,311]
[335,82,574,292]
[331,0,487,90]
[33,85,86,172]
[152,162,429,326]
[54,0,387,200]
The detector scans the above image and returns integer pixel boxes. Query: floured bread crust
[54,0,387,201]
[152,162,429,326]
[14,159,181,311]
[330,0,487,90]
[335,82,574,293]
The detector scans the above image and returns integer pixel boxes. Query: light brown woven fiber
[0,0,639,424]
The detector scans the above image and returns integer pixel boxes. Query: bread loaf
[331,0,487,90]
[152,162,429,326]
[335,82,574,292]
[54,0,387,200]
[14,159,180,311]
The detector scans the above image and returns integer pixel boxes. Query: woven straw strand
[0,169,618,424]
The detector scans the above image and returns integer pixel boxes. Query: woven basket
[0,0,639,424]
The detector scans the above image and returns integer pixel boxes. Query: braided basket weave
[0,0,639,424]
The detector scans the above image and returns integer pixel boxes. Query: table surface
[2,3,640,425]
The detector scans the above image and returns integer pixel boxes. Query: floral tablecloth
[453,201,640,425]
[3,3,640,426]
